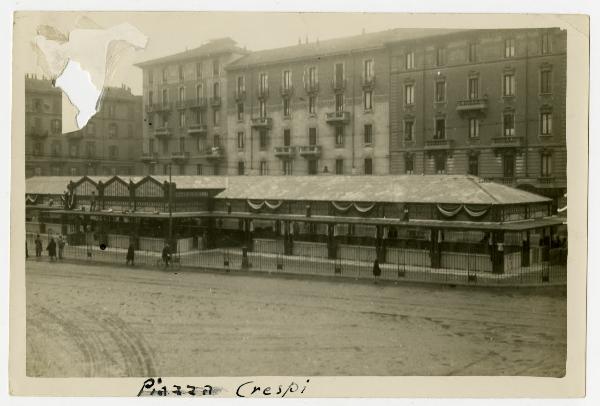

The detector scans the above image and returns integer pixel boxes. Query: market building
[26,175,566,283]
[25,74,144,177]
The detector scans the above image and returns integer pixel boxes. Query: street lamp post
[168,162,173,247]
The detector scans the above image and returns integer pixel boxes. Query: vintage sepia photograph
[8,9,589,398]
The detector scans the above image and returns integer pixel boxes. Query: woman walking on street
[57,235,65,260]
[372,257,381,283]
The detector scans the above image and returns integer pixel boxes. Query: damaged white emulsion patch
[35,23,147,132]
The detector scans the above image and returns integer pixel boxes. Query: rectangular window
[308,159,318,175]
[259,161,268,175]
[148,70,154,84]
[308,95,316,114]
[283,129,291,147]
[335,93,344,112]
[237,132,244,149]
[540,70,552,94]
[179,111,185,128]
[259,99,267,118]
[364,158,373,175]
[196,84,203,100]
[468,77,479,99]
[213,59,220,76]
[503,113,515,136]
[178,165,185,175]
[162,88,168,104]
[259,73,268,94]
[162,68,168,83]
[505,38,516,58]
[51,119,61,134]
[237,103,244,120]
[259,129,268,150]
[503,154,515,178]
[541,154,552,176]
[309,128,317,145]
[334,63,344,87]
[468,42,477,62]
[405,52,414,69]
[108,145,117,159]
[364,59,374,80]
[541,32,551,55]
[237,76,245,94]
[540,112,552,135]
[213,134,220,148]
[435,81,445,102]
[364,124,373,145]
[149,139,155,153]
[196,164,203,175]
[178,65,184,81]
[405,84,414,105]
[503,74,515,96]
[283,70,292,90]
[468,155,479,176]
[308,66,317,87]
[179,87,185,102]
[435,154,446,174]
[404,120,414,141]
[335,159,343,175]
[162,140,169,154]
[179,137,186,152]
[405,156,414,174]
[435,118,446,139]
[335,126,344,146]
[238,161,245,175]
[283,98,291,117]
[469,118,479,138]
[283,160,292,175]
[436,48,446,66]
[213,109,220,126]
[148,91,154,106]
[196,62,202,79]
[364,90,373,110]
[85,142,95,158]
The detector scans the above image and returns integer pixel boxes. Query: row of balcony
[146,97,221,113]
[140,147,224,163]
[423,136,524,150]
[273,145,321,158]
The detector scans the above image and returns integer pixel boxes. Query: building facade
[134,28,566,204]
[25,75,144,177]
[387,28,567,202]
[136,38,249,176]
[224,31,401,176]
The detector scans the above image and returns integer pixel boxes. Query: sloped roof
[214,175,550,205]
[135,37,248,68]
[26,175,550,205]
[227,28,461,69]
[26,176,80,195]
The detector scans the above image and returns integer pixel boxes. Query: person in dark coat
[57,235,66,260]
[35,234,42,257]
[372,258,382,282]
[46,238,57,261]
[126,244,135,266]
[162,243,171,268]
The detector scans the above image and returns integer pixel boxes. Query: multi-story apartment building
[133,27,567,205]
[387,28,566,202]
[136,38,248,176]
[224,29,454,176]
[25,74,143,177]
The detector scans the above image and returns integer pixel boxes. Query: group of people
[125,242,172,268]
[28,234,66,261]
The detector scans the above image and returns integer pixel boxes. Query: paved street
[26,259,566,377]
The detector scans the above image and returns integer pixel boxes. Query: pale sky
[20,11,453,95]
[18,11,568,95]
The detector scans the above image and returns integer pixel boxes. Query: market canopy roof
[213,175,550,205]
[26,175,551,205]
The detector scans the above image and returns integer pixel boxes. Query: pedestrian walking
[162,243,171,268]
[372,257,381,282]
[35,234,42,257]
[26,240,29,259]
[126,243,135,266]
[46,237,57,261]
[57,235,65,260]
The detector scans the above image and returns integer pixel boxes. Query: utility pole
[168,162,173,247]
